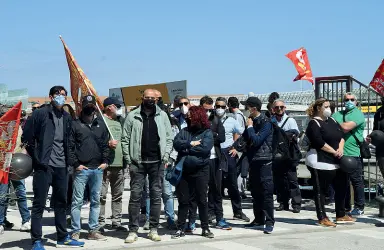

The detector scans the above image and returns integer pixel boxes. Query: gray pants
[99,168,125,226]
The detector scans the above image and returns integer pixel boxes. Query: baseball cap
[240,96,262,110]
[103,97,123,108]
[82,95,96,108]
[228,97,239,108]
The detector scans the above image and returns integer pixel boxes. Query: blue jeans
[145,168,175,224]
[0,180,30,225]
[71,168,103,233]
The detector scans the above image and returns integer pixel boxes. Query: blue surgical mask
[345,101,355,110]
[53,95,66,106]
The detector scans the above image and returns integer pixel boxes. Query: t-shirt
[104,115,123,167]
[332,108,365,157]
[49,111,66,168]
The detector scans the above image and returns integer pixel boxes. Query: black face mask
[83,106,95,116]
[143,99,155,109]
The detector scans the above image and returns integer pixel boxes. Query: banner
[109,88,124,103]
[116,80,187,106]
[0,102,22,184]
[369,59,384,96]
[286,47,314,84]
[59,36,104,114]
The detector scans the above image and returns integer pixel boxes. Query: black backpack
[271,118,293,161]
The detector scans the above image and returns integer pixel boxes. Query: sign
[359,106,381,113]
[113,80,187,107]
[109,88,124,103]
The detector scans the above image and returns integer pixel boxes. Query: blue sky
[0,0,382,97]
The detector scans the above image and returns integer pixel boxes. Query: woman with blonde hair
[305,98,355,227]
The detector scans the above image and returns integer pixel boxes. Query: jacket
[21,104,72,169]
[243,114,273,161]
[121,105,173,165]
[68,116,110,169]
[173,127,213,172]
[209,115,226,161]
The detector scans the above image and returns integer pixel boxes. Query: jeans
[208,158,224,221]
[129,162,164,232]
[249,161,274,226]
[0,180,31,225]
[71,168,103,233]
[345,157,365,210]
[176,164,209,230]
[31,166,68,243]
[99,168,125,226]
[145,167,175,224]
[273,161,302,208]
[222,147,242,214]
[309,167,348,220]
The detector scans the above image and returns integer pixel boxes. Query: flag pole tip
[59,35,62,38]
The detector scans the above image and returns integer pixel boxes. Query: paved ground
[1,176,384,250]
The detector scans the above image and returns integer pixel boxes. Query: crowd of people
[0,85,383,250]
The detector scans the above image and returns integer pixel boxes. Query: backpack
[271,118,293,161]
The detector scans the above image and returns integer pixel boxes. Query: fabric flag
[0,102,22,184]
[59,36,104,115]
[369,59,384,96]
[286,47,314,84]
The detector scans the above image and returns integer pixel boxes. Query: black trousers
[208,158,223,221]
[309,167,348,220]
[273,161,302,208]
[31,166,68,243]
[128,162,163,232]
[222,148,242,214]
[345,157,365,210]
[249,161,274,226]
[176,165,209,230]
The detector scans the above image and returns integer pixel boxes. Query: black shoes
[275,204,289,211]
[292,207,301,214]
[171,229,185,239]
[202,229,214,238]
[234,212,250,222]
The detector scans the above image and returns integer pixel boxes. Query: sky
[0,0,383,97]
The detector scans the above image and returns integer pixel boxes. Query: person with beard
[22,86,84,249]
[69,95,110,241]
[242,97,275,234]
[171,106,214,239]
[122,89,173,243]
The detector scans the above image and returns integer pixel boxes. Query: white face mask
[323,108,332,118]
[116,108,123,116]
[216,108,225,117]
[181,105,189,115]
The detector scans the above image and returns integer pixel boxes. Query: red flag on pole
[286,47,314,84]
[369,59,384,96]
[0,102,22,184]
[59,36,104,115]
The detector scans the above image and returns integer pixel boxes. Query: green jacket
[121,105,173,165]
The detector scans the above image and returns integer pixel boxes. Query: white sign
[165,80,187,103]
[109,88,124,103]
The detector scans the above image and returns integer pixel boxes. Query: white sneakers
[0,225,4,234]
[20,222,31,232]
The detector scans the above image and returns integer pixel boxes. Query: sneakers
[143,220,150,230]
[245,219,265,228]
[336,215,356,224]
[171,229,185,239]
[185,222,196,233]
[88,231,107,241]
[148,229,161,242]
[233,212,250,222]
[124,232,138,243]
[0,225,4,235]
[71,232,80,241]
[292,207,301,214]
[349,208,364,217]
[264,225,274,234]
[216,219,232,230]
[201,229,214,238]
[318,218,337,227]
[276,204,289,211]
[20,221,31,232]
[4,220,14,229]
[56,235,85,248]
[32,241,45,250]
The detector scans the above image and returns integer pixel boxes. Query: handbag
[343,112,371,159]
[166,156,186,186]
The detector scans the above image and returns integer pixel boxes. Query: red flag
[286,47,314,84]
[59,36,104,115]
[0,102,22,184]
[369,59,384,96]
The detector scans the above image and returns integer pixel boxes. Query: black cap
[228,97,239,108]
[103,97,123,108]
[82,95,96,108]
[241,97,262,110]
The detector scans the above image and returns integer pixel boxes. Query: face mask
[345,101,355,110]
[83,106,95,116]
[143,99,155,109]
[181,105,189,115]
[216,108,225,117]
[116,108,123,117]
[53,95,66,106]
[323,108,332,118]
[157,99,164,107]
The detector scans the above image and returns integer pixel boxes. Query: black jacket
[68,115,110,169]
[21,105,72,169]
[174,127,213,174]
[209,116,226,161]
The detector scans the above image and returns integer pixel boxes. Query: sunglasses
[215,105,226,109]
[274,106,285,110]
[179,102,189,106]
[344,98,355,102]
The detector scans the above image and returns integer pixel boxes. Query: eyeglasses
[144,96,156,100]
[179,102,189,107]
[274,106,285,110]
[215,105,226,109]
[344,98,355,102]
[113,104,122,109]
